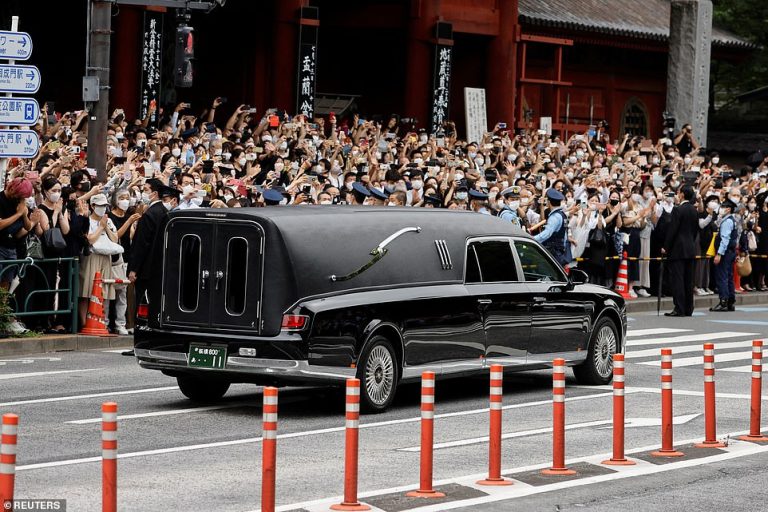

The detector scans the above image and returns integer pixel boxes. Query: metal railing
[0,257,80,334]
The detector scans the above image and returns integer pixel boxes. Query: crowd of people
[0,98,767,333]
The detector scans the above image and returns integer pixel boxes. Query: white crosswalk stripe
[624,329,765,372]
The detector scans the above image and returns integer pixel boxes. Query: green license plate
[188,344,227,369]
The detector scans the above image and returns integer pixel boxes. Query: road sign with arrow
[0,64,40,94]
[0,129,40,158]
[0,31,32,60]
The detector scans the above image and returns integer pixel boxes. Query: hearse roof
[170,207,530,298]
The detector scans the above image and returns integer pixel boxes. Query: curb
[0,334,132,357]
[625,291,768,313]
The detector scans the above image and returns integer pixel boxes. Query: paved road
[1,305,767,511]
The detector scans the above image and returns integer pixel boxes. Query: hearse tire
[573,317,618,386]
[357,337,399,414]
[177,375,230,402]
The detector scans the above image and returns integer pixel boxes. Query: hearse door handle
[201,270,209,290]
[477,299,492,307]
[214,270,224,291]
[532,296,546,304]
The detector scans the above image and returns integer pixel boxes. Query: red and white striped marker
[477,365,513,486]
[102,402,118,512]
[0,413,18,511]
[738,340,768,442]
[331,379,370,511]
[695,344,726,448]
[541,358,576,476]
[651,349,684,457]
[602,354,635,465]
[406,371,446,498]
[261,387,278,512]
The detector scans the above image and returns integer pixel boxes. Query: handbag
[91,232,124,256]
[588,227,607,247]
[747,231,757,252]
[42,227,67,254]
[736,254,752,277]
[26,234,44,259]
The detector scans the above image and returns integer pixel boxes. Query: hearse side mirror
[569,269,588,286]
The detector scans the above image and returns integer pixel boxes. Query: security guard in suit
[662,185,699,316]
[710,198,739,312]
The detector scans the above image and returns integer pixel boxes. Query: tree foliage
[712,0,768,97]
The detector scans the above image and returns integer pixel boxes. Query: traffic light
[174,25,194,88]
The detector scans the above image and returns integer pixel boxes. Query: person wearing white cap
[79,193,119,328]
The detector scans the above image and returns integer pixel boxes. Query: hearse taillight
[281,314,309,331]
[137,304,149,320]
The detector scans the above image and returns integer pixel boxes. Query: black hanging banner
[139,10,163,126]
[296,7,319,120]
[430,44,453,134]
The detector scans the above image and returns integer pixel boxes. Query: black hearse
[135,207,626,411]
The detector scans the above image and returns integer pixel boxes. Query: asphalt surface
[1,305,767,511]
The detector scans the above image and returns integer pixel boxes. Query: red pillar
[404,0,442,128]
[271,0,307,112]
[486,0,518,129]
[111,5,145,120]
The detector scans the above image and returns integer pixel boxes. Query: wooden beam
[520,34,573,46]
[520,78,573,87]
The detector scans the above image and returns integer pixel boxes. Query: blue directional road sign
[0,98,39,126]
[0,32,32,61]
[0,129,40,158]
[0,65,40,94]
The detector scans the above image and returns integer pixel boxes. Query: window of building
[225,237,248,316]
[620,97,649,138]
[465,240,518,283]
[515,241,565,283]
[178,235,201,312]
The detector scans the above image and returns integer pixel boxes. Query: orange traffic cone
[614,251,633,300]
[80,271,112,336]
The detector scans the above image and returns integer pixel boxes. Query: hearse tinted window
[179,235,201,312]
[465,240,517,283]
[225,237,248,315]
[516,240,565,282]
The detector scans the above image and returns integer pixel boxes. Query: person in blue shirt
[535,188,569,266]
[710,198,738,312]
[498,186,522,228]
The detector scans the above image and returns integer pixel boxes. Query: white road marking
[0,386,179,407]
[265,430,764,512]
[639,351,758,368]
[626,339,757,359]
[0,357,62,366]
[626,331,759,348]
[16,391,615,471]
[101,349,131,354]
[626,328,691,337]
[398,413,701,451]
[720,365,767,373]
[66,404,251,424]
[0,369,98,381]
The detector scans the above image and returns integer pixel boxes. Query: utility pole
[86,0,113,183]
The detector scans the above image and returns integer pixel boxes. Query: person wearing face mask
[36,177,72,333]
[498,186,522,228]
[79,194,119,329]
[534,188,570,266]
[661,186,699,316]
[694,196,719,296]
[468,189,491,215]
[710,198,739,312]
[128,179,171,310]
[104,190,141,335]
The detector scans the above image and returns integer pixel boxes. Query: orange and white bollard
[695,344,726,448]
[102,402,118,512]
[0,413,18,511]
[602,354,635,465]
[541,358,576,476]
[651,349,684,457]
[406,371,446,498]
[738,340,768,442]
[331,379,370,511]
[477,365,513,486]
[261,387,278,512]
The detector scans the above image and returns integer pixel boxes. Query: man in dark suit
[128,179,178,306]
[662,185,699,316]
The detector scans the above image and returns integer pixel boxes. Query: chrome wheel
[364,345,395,407]
[593,325,617,379]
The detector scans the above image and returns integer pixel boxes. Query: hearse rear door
[162,218,263,331]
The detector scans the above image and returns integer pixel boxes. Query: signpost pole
[86,0,112,183]
[0,16,19,191]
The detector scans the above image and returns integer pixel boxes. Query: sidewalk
[0,292,766,358]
